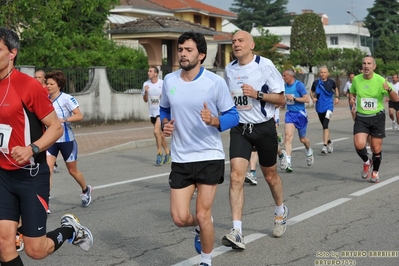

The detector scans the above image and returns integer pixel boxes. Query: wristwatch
[257,91,264,100]
[29,143,40,158]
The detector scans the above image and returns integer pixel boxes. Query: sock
[232,220,242,234]
[356,148,369,162]
[275,204,284,216]
[0,256,23,266]
[250,170,256,176]
[200,251,212,265]
[306,148,312,156]
[286,156,291,165]
[372,152,382,172]
[327,140,331,145]
[46,227,74,251]
[82,187,88,194]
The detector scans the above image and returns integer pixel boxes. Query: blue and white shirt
[225,55,284,124]
[52,92,79,142]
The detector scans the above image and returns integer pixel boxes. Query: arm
[142,85,149,103]
[62,107,83,123]
[11,111,63,164]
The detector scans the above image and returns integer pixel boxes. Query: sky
[200,0,375,25]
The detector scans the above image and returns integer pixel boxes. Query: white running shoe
[273,205,289,238]
[244,172,257,186]
[321,145,327,154]
[327,143,333,153]
[81,185,93,207]
[279,150,288,170]
[16,232,24,252]
[222,228,245,250]
[61,213,93,251]
[306,148,314,166]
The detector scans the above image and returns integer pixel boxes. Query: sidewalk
[74,101,352,156]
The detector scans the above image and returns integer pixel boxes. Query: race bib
[0,124,12,154]
[325,110,333,120]
[149,96,160,106]
[286,94,295,105]
[361,98,377,111]
[231,90,253,110]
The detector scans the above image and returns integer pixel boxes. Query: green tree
[364,0,399,39]
[289,13,327,73]
[0,0,147,68]
[374,33,399,64]
[253,27,290,71]
[230,0,292,32]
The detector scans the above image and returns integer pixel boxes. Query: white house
[251,24,371,55]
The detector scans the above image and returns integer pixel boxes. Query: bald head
[231,30,255,65]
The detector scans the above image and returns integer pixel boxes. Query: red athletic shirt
[0,70,54,170]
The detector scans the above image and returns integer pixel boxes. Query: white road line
[349,176,399,197]
[171,234,267,266]
[74,126,153,136]
[287,198,352,225]
[172,176,399,265]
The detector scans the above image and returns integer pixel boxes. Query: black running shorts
[229,119,277,167]
[353,111,386,138]
[0,163,50,237]
[169,159,225,189]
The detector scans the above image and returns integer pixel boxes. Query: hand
[334,97,339,105]
[201,102,213,125]
[383,78,390,91]
[241,83,256,98]
[162,119,175,137]
[11,146,32,165]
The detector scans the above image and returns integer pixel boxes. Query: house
[251,9,371,55]
[108,0,237,73]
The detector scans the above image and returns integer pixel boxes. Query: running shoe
[277,132,284,146]
[47,208,51,214]
[370,171,380,183]
[222,228,245,250]
[199,263,210,266]
[244,172,257,186]
[361,159,373,179]
[194,228,201,254]
[321,145,328,154]
[60,213,93,251]
[54,164,60,173]
[16,232,24,252]
[286,164,293,173]
[273,205,289,238]
[81,185,93,207]
[306,148,314,166]
[327,143,333,153]
[279,150,288,170]
[163,152,171,164]
[156,153,163,165]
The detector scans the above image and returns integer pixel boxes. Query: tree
[0,0,148,68]
[364,0,399,39]
[289,13,327,73]
[230,0,292,32]
[252,27,290,71]
[374,33,399,64]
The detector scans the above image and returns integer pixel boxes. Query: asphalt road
[19,112,399,266]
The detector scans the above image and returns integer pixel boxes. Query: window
[330,37,338,45]
[194,15,202,24]
[209,17,216,30]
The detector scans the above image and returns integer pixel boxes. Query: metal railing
[40,68,94,94]
[106,68,148,93]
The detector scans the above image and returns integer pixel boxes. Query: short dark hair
[0,27,20,64]
[178,31,207,64]
[45,70,66,91]
[149,66,159,74]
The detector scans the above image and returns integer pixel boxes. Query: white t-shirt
[343,80,352,94]
[392,82,399,94]
[52,92,79,143]
[142,79,163,117]
[160,68,235,163]
[225,55,284,124]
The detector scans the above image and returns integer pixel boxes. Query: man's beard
[179,59,199,71]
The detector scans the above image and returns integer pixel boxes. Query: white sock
[232,220,242,234]
[275,204,284,216]
[306,148,312,156]
[200,251,212,265]
[287,156,291,165]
